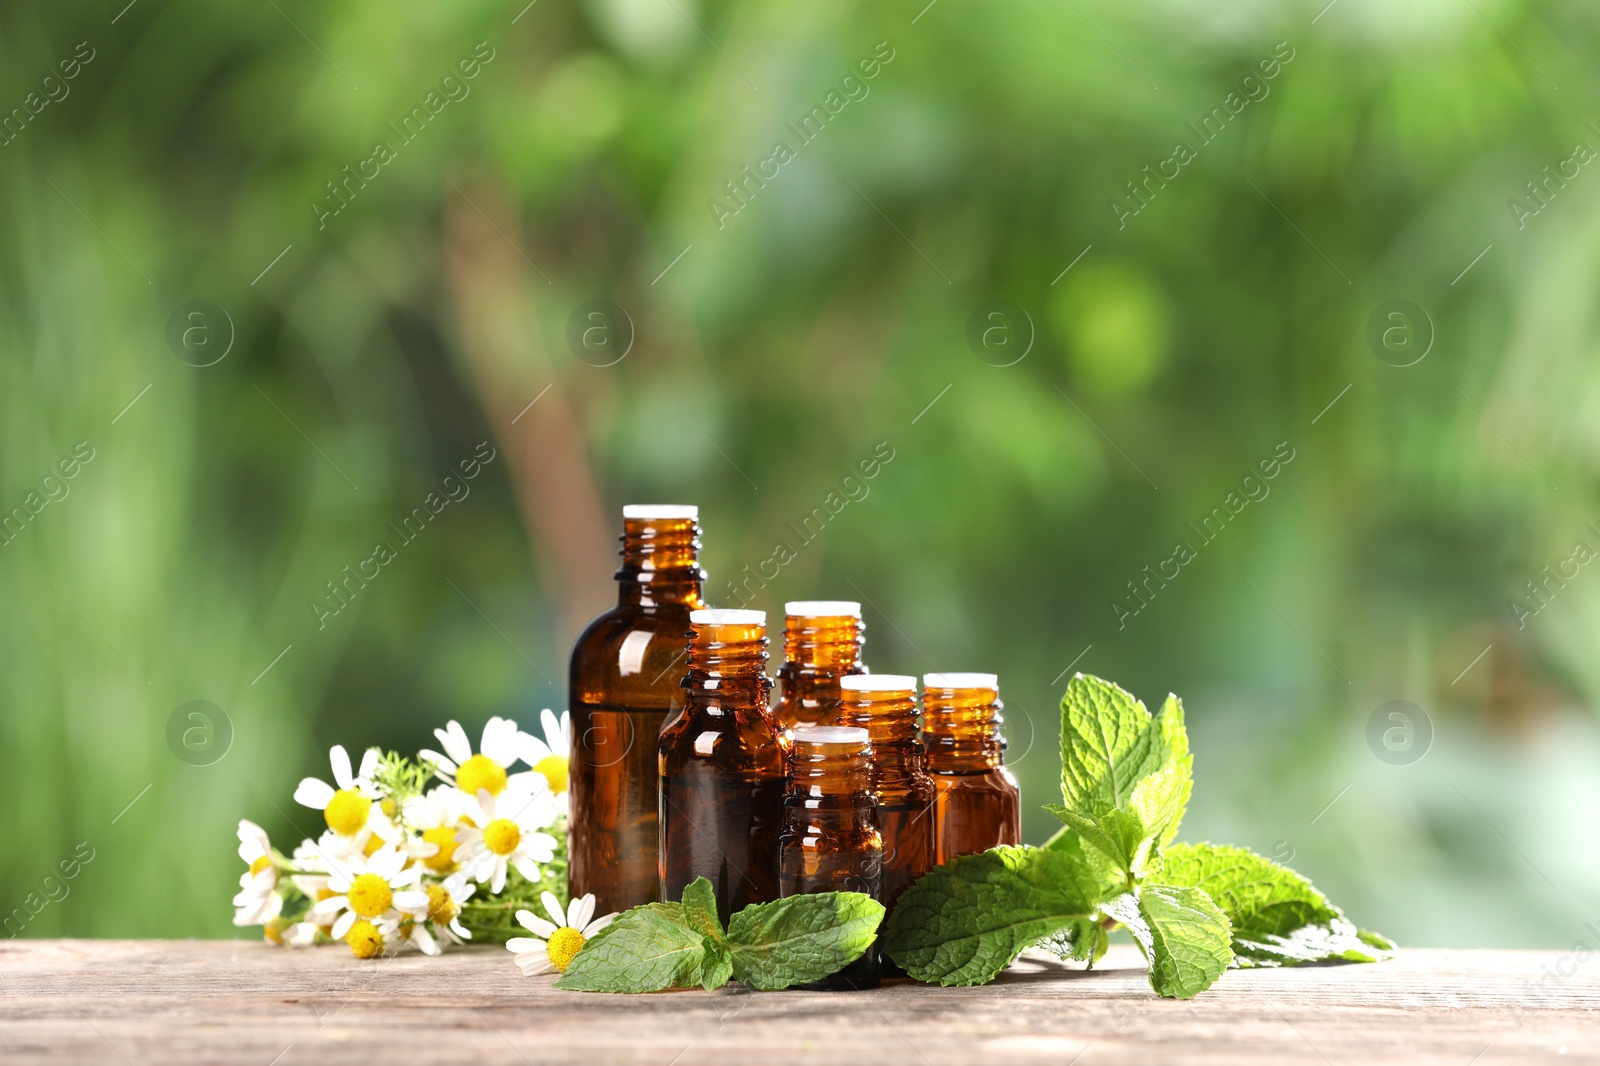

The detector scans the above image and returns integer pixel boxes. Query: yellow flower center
[534,754,569,794]
[324,789,372,836]
[347,873,394,918]
[248,855,273,877]
[347,919,385,959]
[546,927,586,972]
[426,884,459,927]
[263,918,288,945]
[483,818,521,857]
[422,826,459,873]
[362,833,384,857]
[456,754,507,797]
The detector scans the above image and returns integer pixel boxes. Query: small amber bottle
[569,505,706,915]
[778,725,883,990]
[839,673,934,976]
[773,601,867,739]
[923,673,1021,864]
[658,609,786,923]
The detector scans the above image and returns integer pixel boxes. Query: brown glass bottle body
[773,606,867,738]
[568,511,706,915]
[840,676,934,977]
[923,676,1021,865]
[778,726,883,990]
[658,612,786,924]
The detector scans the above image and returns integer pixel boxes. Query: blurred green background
[3,0,1597,948]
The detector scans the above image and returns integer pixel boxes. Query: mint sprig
[884,672,1393,998]
[557,878,884,993]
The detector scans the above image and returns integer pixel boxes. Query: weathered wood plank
[1,941,1596,1065]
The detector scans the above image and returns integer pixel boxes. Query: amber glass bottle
[569,505,706,915]
[923,673,1021,864]
[773,601,867,739]
[658,609,786,923]
[840,673,934,976]
[778,725,883,990]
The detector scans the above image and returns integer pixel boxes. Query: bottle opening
[622,504,699,520]
[791,725,870,745]
[690,608,766,626]
[923,672,999,690]
[840,673,918,692]
[784,600,862,618]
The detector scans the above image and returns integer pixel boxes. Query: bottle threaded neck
[922,679,1005,771]
[684,613,771,690]
[839,678,921,749]
[781,610,865,673]
[787,726,873,799]
[616,511,705,606]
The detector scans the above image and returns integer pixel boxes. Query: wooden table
[3,940,1596,1064]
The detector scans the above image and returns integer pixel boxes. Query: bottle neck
[841,689,925,776]
[616,517,706,609]
[683,621,772,713]
[787,740,873,802]
[778,614,865,703]
[923,687,1005,772]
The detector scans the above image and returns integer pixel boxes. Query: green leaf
[883,845,1115,986]
[1054,676,1193,875]
[556,906,713,993]
[726,892,883,991]
[678,877,726,941]
[1032,919,1108,966]
[1158,843,1394,967]
[1105,884,1232,999]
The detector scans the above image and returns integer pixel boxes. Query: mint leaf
[1054,676,1193,875]
[556,906,713,992]
[1032,919,1109,966]
[1158,843,1394,967]
[883,845,1112,986]
[726,892,883,991]
[1106,884,1232,999]
[678,877,726,941]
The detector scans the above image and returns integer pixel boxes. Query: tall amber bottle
[778,725,883,990]
[569,505,706,915]
[658,609,786,923]
[840,673,934,975]
[923,673,1021,864]
[773,601,867,738]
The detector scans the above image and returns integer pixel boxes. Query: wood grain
[2,941,1596,1065]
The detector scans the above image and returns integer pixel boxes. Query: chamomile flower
[402,785,472,874]
[293,745,383,837]
[456,786,558,894]
[232,820,281,927]
[311,845,428,945]
[516,709,571,799]
[421,717,548,802]
[507,892,615,976]
[402,872,476,957]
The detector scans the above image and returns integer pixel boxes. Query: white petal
[490,858,508,895]
[571,895,595,932]
[450,920,472,940]
[541,891,566,930]
[413,926,439,956]
[369,846,403,879]
[330,745,354,790]
[542,708,570,757]
[510,854,543,884]
[331,910,357,940]
[516,954,555,976]
[475,788,496,821]
[419,749,458,777]
[504,771,549,800]
[515,911,558,938]
[312,895,348,918]
[441,721,472,765]
[357,747,380,781]
[522,833,558,863]
[482,717,518,764]
[293,778,335,809]
[585,913,618,936]
[393,890,429,913]
[505,936,546,954]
